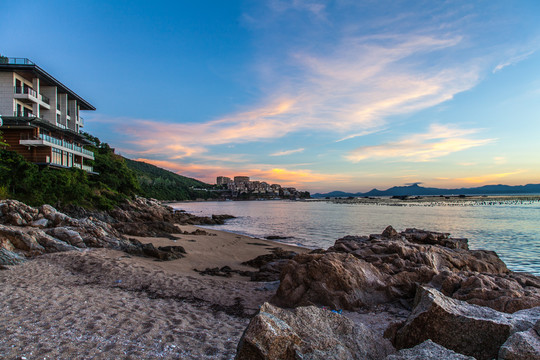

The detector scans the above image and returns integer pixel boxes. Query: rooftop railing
[0,57,35,65]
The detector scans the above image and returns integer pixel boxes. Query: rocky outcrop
[273,226,540,313]
[235,302,393,360]
[0,199,228,263]
[385,340,475,360]
[393,286,540,360]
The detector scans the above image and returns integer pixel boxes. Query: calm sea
[171,200,540,275]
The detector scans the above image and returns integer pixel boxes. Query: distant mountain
[312,183,540,198]
[124,158,214,201]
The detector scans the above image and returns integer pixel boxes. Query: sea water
[171,200,540,275]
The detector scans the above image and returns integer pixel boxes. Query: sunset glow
[4,1,539,192]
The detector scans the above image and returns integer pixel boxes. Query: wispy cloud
[270,148,305,156]
[346,124,495,162]
[109,33,481,162]
[493,50,536,73]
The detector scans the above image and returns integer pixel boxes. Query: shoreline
[166,194,540,207]
[0,224,310,359]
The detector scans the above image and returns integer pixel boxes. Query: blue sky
[2,1,540,192]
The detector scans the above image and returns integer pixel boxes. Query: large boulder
[393,286,540,360]
[272,252,389,310]
[236,302,393,360]
[498,319,540,360]
[385,340,474,360]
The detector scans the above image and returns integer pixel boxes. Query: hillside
[312,183,540,198]
[124,158,214,201]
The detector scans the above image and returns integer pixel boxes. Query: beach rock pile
[60,197,234,238]
[273,226,540,313]
[235,302,393,360]
[0,199,222,265]
[246,225,540,360]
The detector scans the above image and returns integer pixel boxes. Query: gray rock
[236,302,393,360]
[29,230,80,253]
[0,225,44,253]
[0,247,26,265]
[385,340,475,360]
[45,227,86,248]
[394,286,540,360]
[498,325,540,360]
[29,218,49,228]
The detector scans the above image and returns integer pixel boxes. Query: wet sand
[0,226,308,359]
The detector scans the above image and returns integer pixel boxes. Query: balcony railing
[14,86,37,98]
[14,111,36,118]
[40,94,50,104]
[20,133,94,158]
[0,57,35,65]
[57,103,61,111]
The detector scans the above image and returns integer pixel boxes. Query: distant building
[0,57,95,172]
[234,176,250,184]
[216,176,231,186]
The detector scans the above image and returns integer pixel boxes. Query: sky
[2,0,540,193]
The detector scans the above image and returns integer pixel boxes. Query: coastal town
[215,175,310,200]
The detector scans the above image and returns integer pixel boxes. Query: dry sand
[0,226,308,360]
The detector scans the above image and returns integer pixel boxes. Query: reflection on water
[171,201,540,275]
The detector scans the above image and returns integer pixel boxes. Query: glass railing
[21,133,94,158]
[1,57,35,65]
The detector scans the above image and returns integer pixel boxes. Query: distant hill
[312,183,540,198]
[124,158,214,201]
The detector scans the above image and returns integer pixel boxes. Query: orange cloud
[455,170,525,184]
[133,158,349,189]
[346,124,494,162]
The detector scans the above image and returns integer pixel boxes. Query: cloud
[270,148,305,156]
[493,50,536,73]
[346,124,495,162]
[133,158,349,188]
[455,170,525,184]
[107,33,481,163]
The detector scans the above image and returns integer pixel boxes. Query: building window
[51,148,62,165]
[68,152,73,167]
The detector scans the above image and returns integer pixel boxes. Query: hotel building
[0,57,95,172]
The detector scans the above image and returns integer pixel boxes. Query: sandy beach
[0,225,308,360]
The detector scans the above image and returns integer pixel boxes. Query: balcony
[19,133,95,160]
[14,86,51,109]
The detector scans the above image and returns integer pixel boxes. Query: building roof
[0,58,95,111]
